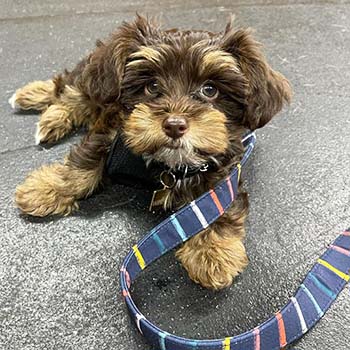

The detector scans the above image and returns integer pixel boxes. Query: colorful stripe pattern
[253,328,260,350]
[119,132,350,350]
[223,337,231,349]
[276,311,287,348]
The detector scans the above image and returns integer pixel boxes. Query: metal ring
[199,163,209,172]
[160,171,176,189]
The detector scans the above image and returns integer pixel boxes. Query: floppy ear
[222,21,292,130]
[80,15,161,104]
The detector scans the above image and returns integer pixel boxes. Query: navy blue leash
[120,131,350,349]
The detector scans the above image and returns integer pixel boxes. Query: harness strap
[119,131,350,349]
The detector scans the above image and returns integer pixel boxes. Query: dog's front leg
[176,193,249,290]
[15,133,113,217]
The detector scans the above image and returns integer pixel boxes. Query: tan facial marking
[201,50,240,74]
[189,109,229,154]
[123,103,166,154]
[127,46,162,67]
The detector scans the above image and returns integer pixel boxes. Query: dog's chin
[163,138,182,150]
[144,143,206,169]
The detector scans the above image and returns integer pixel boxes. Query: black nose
[162,116,188,139]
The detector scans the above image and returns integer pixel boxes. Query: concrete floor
[1,1,350,349]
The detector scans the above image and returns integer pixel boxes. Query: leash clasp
[160,170,176,189]
[149,171,176,211]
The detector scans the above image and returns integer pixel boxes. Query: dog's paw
[15,164,78,217]
[8,92,18,109]
[9,80,54,111]
[176,230,248,290]
[35,104,72,144]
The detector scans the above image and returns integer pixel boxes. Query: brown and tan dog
[10,15,291,290]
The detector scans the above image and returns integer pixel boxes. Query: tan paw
[36,104,72,144]
[15,164,78,217]
[10,80,55,111]
[176,230,248,290]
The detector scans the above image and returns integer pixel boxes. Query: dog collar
[120,131,350,349]
[150,161,216,182]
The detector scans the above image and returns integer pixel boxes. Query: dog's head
[85,15,291,169]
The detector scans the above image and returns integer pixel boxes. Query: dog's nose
[162,116,188,139]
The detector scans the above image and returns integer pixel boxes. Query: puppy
[11,15,291,290]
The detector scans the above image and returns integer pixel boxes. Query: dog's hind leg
[9,75,95,144]
[9,80,56,111]
[15,132,113,217]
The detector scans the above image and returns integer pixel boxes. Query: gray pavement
[1,1,350,349]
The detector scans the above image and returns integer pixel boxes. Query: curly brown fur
[12,15,291,289]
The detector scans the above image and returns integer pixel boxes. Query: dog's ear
[80,15,160,104]
[221,20,292,130]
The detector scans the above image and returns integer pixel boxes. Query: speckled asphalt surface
[1,1,350,349]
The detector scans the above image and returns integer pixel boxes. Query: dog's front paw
[15,164,78,217]
[35,104,73,144]
[176,230,248,290]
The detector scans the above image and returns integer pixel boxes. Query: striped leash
[120,131,350,349]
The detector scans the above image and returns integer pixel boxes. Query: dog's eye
[200,83,218,99]
[145,81,159,95]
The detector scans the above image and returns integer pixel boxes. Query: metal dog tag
[149,171,176,211]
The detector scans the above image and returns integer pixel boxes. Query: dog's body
[11,15,291,290]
